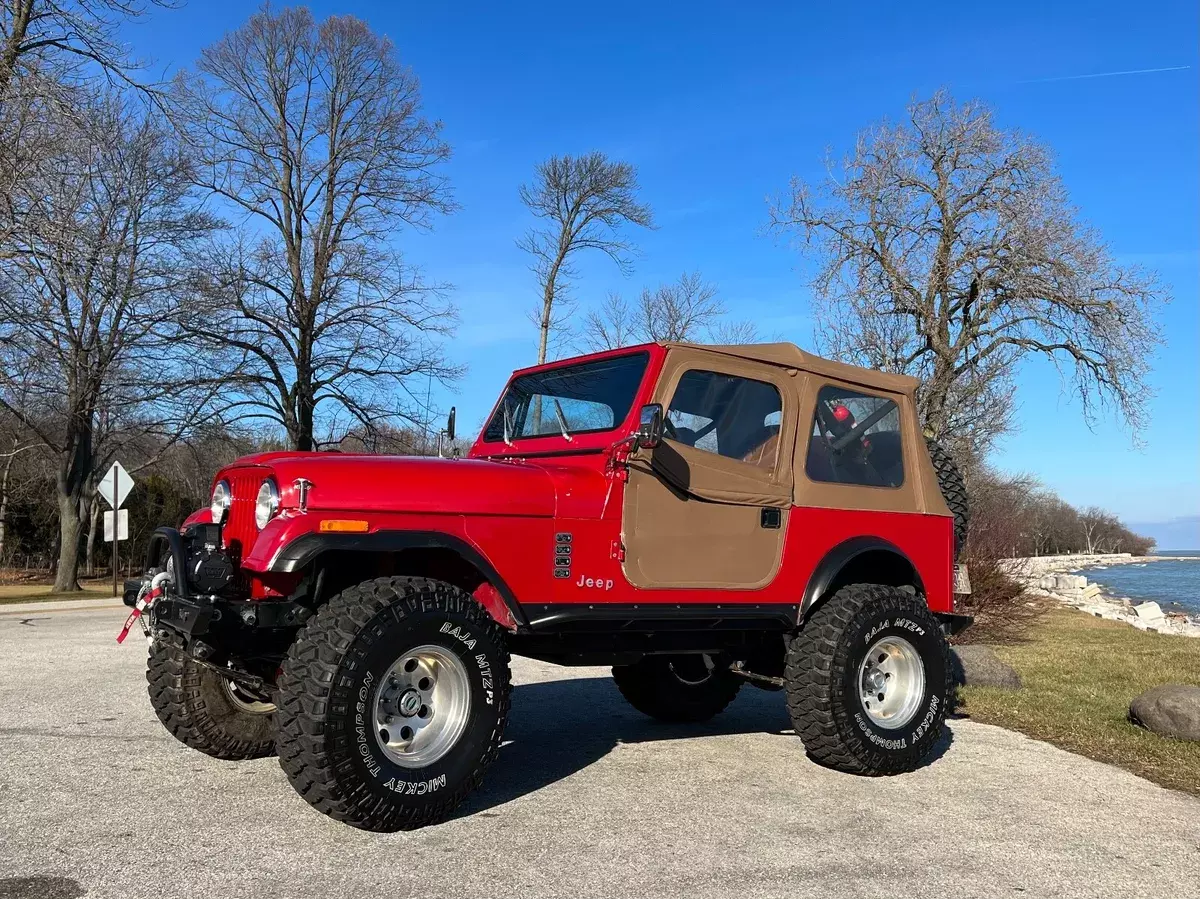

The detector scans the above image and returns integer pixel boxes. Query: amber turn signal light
[319,519,369,533]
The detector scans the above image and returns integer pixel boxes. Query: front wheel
[275,577,511,832]
[146,640,276,760]
[785,584,950,775]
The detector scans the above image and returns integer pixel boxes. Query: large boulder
[1129,685,1200,741]
[950,645,1022,690]
[1054,574,1088,592]
[1133,601,1167,630]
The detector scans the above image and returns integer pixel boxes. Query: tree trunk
[0,446,14,564]
[52,415,93,593]
[0,1,34,98]
[85,492,100,577]
[296,394,315,451]
[920,354,956,438]
[53,492,84,592]
[537,285,553,366]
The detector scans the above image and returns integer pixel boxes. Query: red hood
[217,453,605,519]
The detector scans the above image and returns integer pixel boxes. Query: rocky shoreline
[1001,553,1200,638]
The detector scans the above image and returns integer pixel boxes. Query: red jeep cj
[125,341,971,832]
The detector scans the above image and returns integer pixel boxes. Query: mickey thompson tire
[926,438,969,556]
[612,654,742,722]
[146,640,276,760]
[786,584,950,775]
[275,577,511,832]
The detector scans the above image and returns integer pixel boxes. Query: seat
[740,425,780,470]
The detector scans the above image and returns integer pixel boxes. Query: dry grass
[958,608,1200,795]
[0,581,115,605]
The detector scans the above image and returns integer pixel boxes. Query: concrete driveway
[1,602,1197,899]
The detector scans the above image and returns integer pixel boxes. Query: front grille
[223,468,266,562]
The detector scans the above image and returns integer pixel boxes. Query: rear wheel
[786,583,950,775]
[146,640,276,760]
[612,654,742,723]
[275,577,511,832]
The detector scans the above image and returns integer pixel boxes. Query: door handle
[760,508,781,529]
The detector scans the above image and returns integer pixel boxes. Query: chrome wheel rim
[858,636,925,730]
[373,644,471,768]
[222,680,275,715]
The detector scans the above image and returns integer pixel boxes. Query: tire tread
[785,583,950,775]
[275,576,511,831]
[146,641,276,761]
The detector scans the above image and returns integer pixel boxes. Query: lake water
[1076,552,1200,616]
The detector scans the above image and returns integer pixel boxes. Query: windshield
[483,352,650,443]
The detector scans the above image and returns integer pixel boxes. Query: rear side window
[665,370,783,471]
[806,385,904,488]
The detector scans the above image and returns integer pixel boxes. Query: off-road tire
[275,577,511,832]
[786,584,950,775]
[926,438,969,556]
[146,640,276,760]
[612,655,742,723]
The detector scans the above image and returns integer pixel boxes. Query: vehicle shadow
[456,674,953,819]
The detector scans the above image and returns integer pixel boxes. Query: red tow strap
[116,586,163,644]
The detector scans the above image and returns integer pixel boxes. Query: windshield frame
[474,349,654,453]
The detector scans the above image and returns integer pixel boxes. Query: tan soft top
[663,342,919,395]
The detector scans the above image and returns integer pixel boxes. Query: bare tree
[2,1,177,268]
[0,0,175,98]
[635,271,721,342]
[519,152,654,363]
[0,89,222,591]
[580,292,638,352]
[177,7,458,451]
[769,91,1164,457]
[0,417,39,564]
[709,318,762,345]
[580,271,757,350]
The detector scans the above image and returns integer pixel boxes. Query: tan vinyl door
[622,353,799,589]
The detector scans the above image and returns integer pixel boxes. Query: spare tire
[926,438,969,557]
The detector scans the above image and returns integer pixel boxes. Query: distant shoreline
[1001,553,1200,637]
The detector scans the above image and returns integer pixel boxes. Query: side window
[806,385,904,488]
[665,370,783,470]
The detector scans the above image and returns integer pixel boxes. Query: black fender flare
[266,529,529,628]
[145,527,190,599]
[800,536,924,619]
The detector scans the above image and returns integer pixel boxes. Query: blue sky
[126,1,1198,539]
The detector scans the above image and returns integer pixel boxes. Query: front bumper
[141,525,313,664]
[152,593,312,638]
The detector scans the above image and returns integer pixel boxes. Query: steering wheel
[663,417,678,440]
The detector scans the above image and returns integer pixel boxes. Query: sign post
[98,461,135,597]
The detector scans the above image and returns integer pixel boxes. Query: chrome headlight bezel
[210,480,232,524]
[254,478,280,530]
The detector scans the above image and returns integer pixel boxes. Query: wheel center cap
[865,669,887,694]
[398,689,422,717]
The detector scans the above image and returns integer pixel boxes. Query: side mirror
[446,406,456,442]
[636,403,664,449]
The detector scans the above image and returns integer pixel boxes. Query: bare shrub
[955,469,1043,644]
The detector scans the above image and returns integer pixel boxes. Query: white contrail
[1019,65,1191,84]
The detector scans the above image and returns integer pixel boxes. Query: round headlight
[210,480,231,523]
[254,478,280,530]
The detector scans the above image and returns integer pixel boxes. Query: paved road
[1,603,1198,899]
